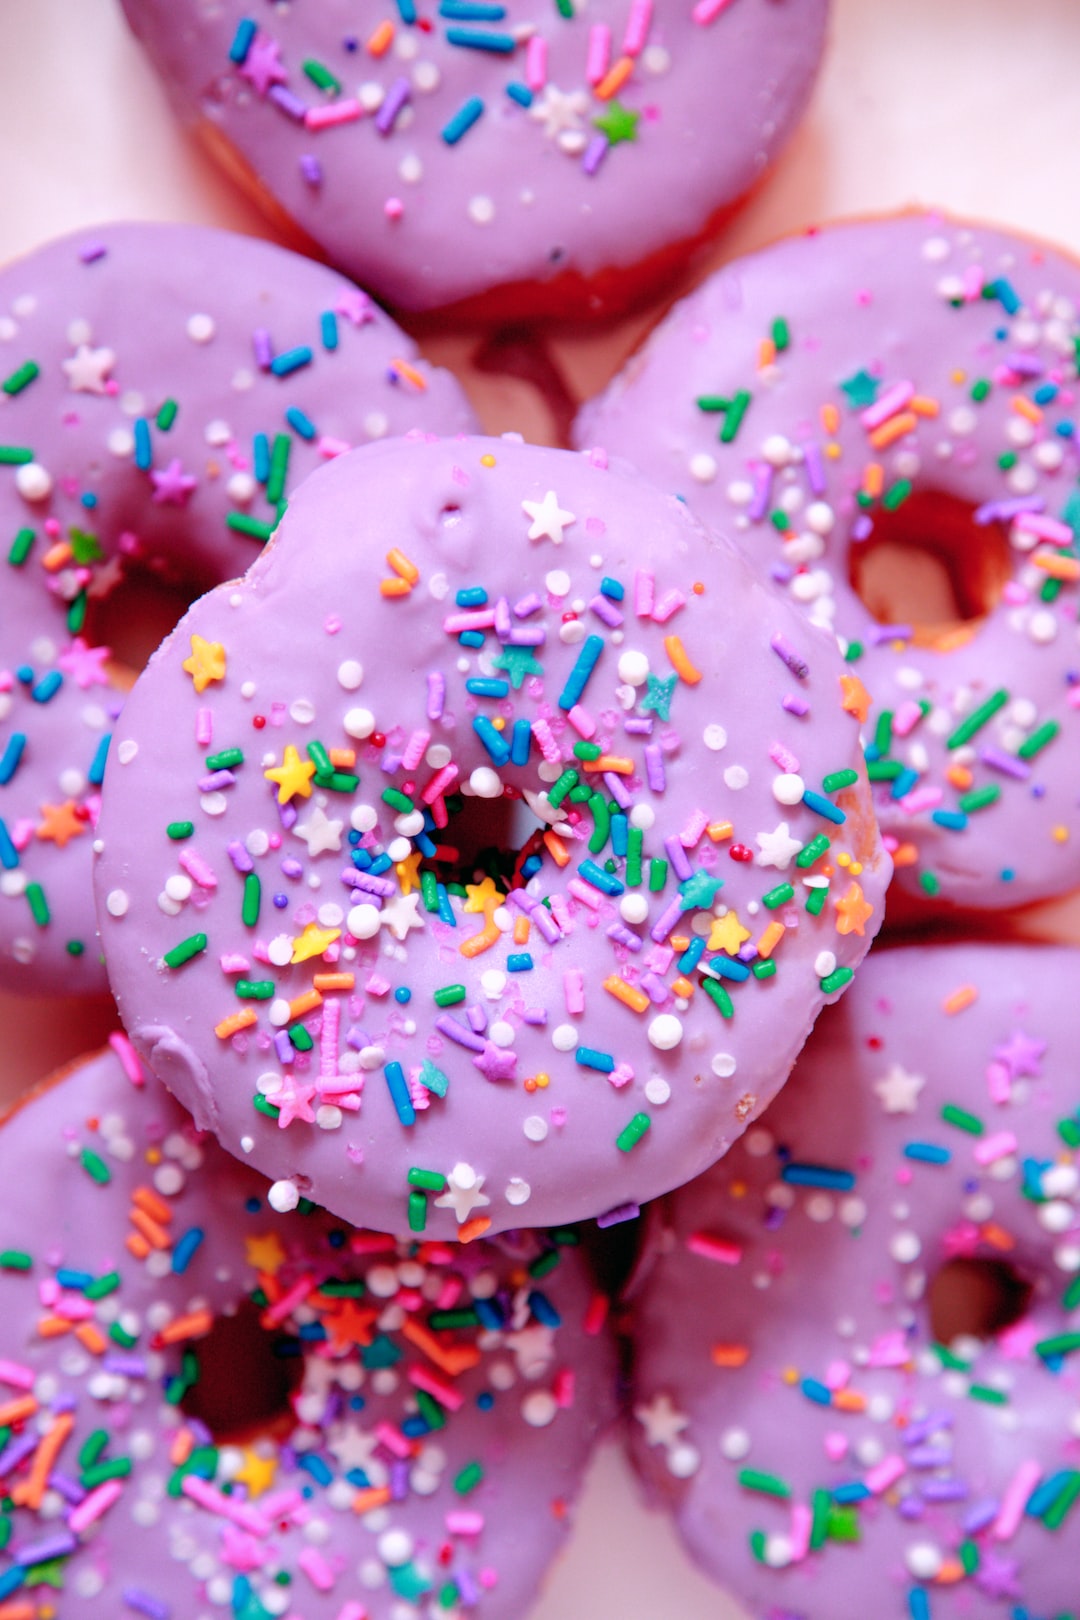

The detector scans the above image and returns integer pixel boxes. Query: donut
[0,223,475,995]
[575,212,1080,913]
[627,941,1080,1618]
[92,432,889,1238]
[0,1041,618,1617]
[117,0,829,323]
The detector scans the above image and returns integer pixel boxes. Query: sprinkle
[781,1163,856,1191]
[615,1113,651,1152]
[946,689,1008,749]
[385,1061,417,1126]
[558,634,604,711]
[442,96,485,143]
[663,634,701,684]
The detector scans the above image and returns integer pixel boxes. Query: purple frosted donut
[628,942,1080,1618]
[0,1042,618,1616]
[92,433,889,1237]
[118,0,829,322]
[0,224,475,996]
[576,213,1080,913]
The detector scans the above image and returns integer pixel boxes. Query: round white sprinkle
[711,1052,736,1078]
[551,1024,578,1052]
[347,904,381,940]
[186,313,215,343]
[105,889,129,918]
[720,1427,751,1461]
[344,707,375,740]
[648,1013,683,1052]
[521,1390,558,1428]
[814,950,837,978]
[644,1076,671,1106]
[703,724,727,751]
[619,893,649,926]
[617,649,650,686]
[15,463,53,502]
[470,766,502,799]
[723,765,749,791]
[891,1231,921,1264]
[377,1529,413,1568]
[689,453,718,484]
[268,1179,300,1213]
[117,739,138,766]
[268,935,293,967]
[906,1542,943,1580]
[351,803,377,834]
[523,1116,548,1142]
[505,1177,531,1205]
[772,773,805,805]
[667,1443,701,1479]
[337,660,364,691]
[545,569,571,598]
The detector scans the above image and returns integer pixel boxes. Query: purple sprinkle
[346,1026,373,1052]
[898,1493,925,1520]
[783,693,810,717]
[974,495,1044,524]
[380,752,403,775]
[494,596,513,640]
[770,633,809,680]
[375,76,411,135]
[427,670,446,720]
[506,625,546,646]
[0,1432,40,1477]
[48,1471,86,1504]
[268,83,308,121]
[640,971,669,1004]
[596,1200,640,1228]
[466,1002,488,1034]
[123,1589,172,1620]
[1004,352,1043,377]
[342,870,395,897]
[645,743,666,793]
[103,1353,148,1378]
[606,921,643,953]
[227,839,254,873]
[649,895,683,944]
[514,592,543,618]
[16,1531,78,1565]
[908,1444,952,1469]
[79,240,107,263]
[198,769,235,792]
[530,905,561,945]
[435,1014,486,1052]
[963,1497,999,1534]
[280,857,304,879]
[920,1479,968,1502]
[903,1412,953,1447]
[521,1006,548,1025]
[803,440,827,496]
[624,716,654,735]
[589,593,623,628]
[980,746,1030,780]
[870,622,912,644]
[582,132,609,175]
[748,462,773,522]
[455,1567,481,1607]
[663,834,692,881]
[851,513,874,543]
[277,798,298,831]
[299,153,323,186]
[604,771,631,809]
[390,1459,410,1501]
[252,327,274,370]
[274,1030,294,1064]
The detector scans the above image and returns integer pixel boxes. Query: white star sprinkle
[634,1392,689,1448]
[377,890,425,941]
[504,1322,556,1379]
[873,1063,926,1114]
[293,805,344,858]
[62,344,115,394]
[527,85,588,143]
[434,1161,490,1223]
[755,821,804,871]
[522,490,575,546]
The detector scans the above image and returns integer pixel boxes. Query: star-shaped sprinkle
[182,633,226,694]
[36,799,86,849]
[974,1554,1021,1602]
[290,921,340,964]
[528,84,588,141]
[522,489,575,545]
[264,744,316,804]
[394,848,423,896]
[873,1063,925,1114]
[322,1299,379,1352]
[293,805,343,858]
[755,822,804,871]
[839,369,879,409]
[492,644,544,690]
[232,1449,278,1501]
[707,911,750,955]
[335,287,375,327]
[149,457,198,507]
[271,1074,318,1130]
[834,879,874,936]
[61,343,115,394]
[379,890,425,940]
[639,672,678,721]
[634,1392,689,1448]
[593,99,640,145]
[57,637,111,689]
[463,875,505,917]
[327,1421,381,1473]
[992,1029,1047,1080]
[504,1322,556,1378]
[435,1161,490,1223]
[239,33,288,96]
[839,673,871,724]
[678,869,724,911]
[244,1231,287,1275]
[472,1041,518,1082]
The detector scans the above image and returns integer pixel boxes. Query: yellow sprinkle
[1053,824,1069,844]
[182,633,227,694]
[480,453,497,467]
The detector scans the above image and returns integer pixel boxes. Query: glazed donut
[0,1042,618,1617]
[0,223,475,995]
[92,433,890,1238]
[118,0,829,323]
[576,212,1080,913]
[628,942,1080,1619]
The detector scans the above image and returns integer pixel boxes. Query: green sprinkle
[242,872,261,928]
[1059,1117,1080,1149]
[253,1093,281,1120]
[528,1248,561,1279]
[1017,719,1060,760]
[0,1250,32,1271]
[866,759,903,782]
[820,966,853,994]
[407,1168,447,1192]
[700,976,734,1018]
[167,821,194,840]
[266,432,291,506]
[648,857,667,892]
[80,1147,111,1185]
[796,834,830,869]
[615,1113,651,1152]
[771,317,790,352]
[67,590,87,634]
[156,398,178,431]
[935,1342,971,1371]
[453,1461,484,1496]
[2,361,39,396]
[66,939,85,957]
[882,478,912,511]
[382,786,414,813]
[84,1270,120,1300]
[548,768,578,808]
[805,884,828,916]
[289,1023,315,1052]
[873,710,894,756]
[844,641,864,662]
[1040,576,1062,603]
[303,57,342,93]
[0,446,34,464]
[941,1103,984,1135]
[762,882,794,910]
[719,389,752,444]
[308,740,333,779]
[822,768,858,793]
[1063,1276,1080,1311]
[626,826,643,887]
[7,527,34,566]
[696,394,729,413]
[826,1505,860,1543]
[81,1457,132,1488]
[109,1322,138,1350]
[971,378,991,402]
[959,1540,980,1575]
[433,984,466,1007]
[587,792,610,855]
[738,1468,791,1500]
[429,1309,480,1331]
[79,1430,109,1469]
[26,882,50,926]
[1044,1472,1080,1530]
[748,1529,767,1564]
[957,783,1001,813]
[968,1384,1007,1404]
[70,527,103,563]
[319,770,359,794]
[1035,1332,1080,1359]
[205,746,244,771]
[236,979,275,999]
[421,870,440,914]
[163,932,208,969]
[810,1488,830,1550]
[408,1190,427,1233]
[573,740,601,761]
[226,512,275,542]
[919,870,941,898]
[752,959,777,980]
[998,450,1017,470]
[414,1388,447,1431]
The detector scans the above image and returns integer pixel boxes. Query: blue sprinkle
[477,1390,495,1410]
[134,417,152,470]
[459,629,485,648]
[0,819,19,870]
[781,1163,856,1191]
[436,882,456,928]
[320,310,338,351]
[439,0,507,16]
[384,1060,416,1126]
[576,1046,615,1073]
[285,406,316,441]
[600,576,625,601]
[0,733,26,784]
[527,1289,561,1327]
[1056,419,1075,438]
[558,633,604,711]
[81,491,97,508]
[445,26,516,51]
[833,1481,871,1503]
[298,1452,333,1486]
[253,432,270,483]
[171,1228,205,1274]
[32,670,63,703]
[228,17,257,63]
[903,1142,951,1165]
[511,718,531,767]
[368,852,393,876]
[801,788,846,825]
[474,1297,505,1330]
[472,715,510,765]
[521,854,542,879]
[465,676,509,698]
[907,1588,930,1620]
[270,345,314,377]
[88,732,111,787]
[56,1267,94,1290]
[506,81,533,107]
[1026,1469,1072,1518]
[401,1413,429,1438]
[1033,383,1058,406]
[507,952,533,972]
[678,937,706,974]
[442,95,485,145]
[577,859,624,895]
[456,586,488,607]
[396,0,417,19]
[394,986,412,1004]
[0,1568,25,1601]
[801,1377,832,1405]
[708,954,750,982]
[931,808,968,831]
[15,666,32,685]
[416,830,437,857]
[890,765,919,800]
[610,813,628,857]
[988,276,1021,314]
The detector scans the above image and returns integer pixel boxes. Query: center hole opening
[848,491,1011,642]
[178,1298,303,1445]
[432,787,546,892]
[83,569,203,691]
[928,1256,1033,1348]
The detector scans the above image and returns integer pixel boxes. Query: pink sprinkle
[860,380,915,431]
[375,1421,412,1459]
[263,1273,314,1327]
[892,699,925,738]
[422,762,458,804]
[962,263,985,301]
[686,1232,742,1265]
[623,0,652,55]
[568,878,602,910]
[366,972,392,997]
[196,707,213,747]
[651,588,686,624]
[586,23,611,83]
[0,1359,35,1390]
[564,968,586,1013]
[992,1459,1042,1541]
[384,197,404,220]
[866,1330,909,1367]
[446,1510,485,1536]
[305,98,363,129]
[974,1129,1018,1166]
[402,729,431,771]
[409,1363,465,1412]
[554,1366,575,1406]
[692,0,737,20]
[824,1359,851,1391]
[567,704,596,739]
[789,1501,812,1562]
[634,568,655,617]
[179,848,217,890]
[769,742,800,774]
[584,1293,609,1336]
[68,1478,124,1533]
[609,1061,634,1089]
[335,1605,369,1620]
[108,1030,144,1087]
[299,1546,337,1591]
[182,1475,271,1537]
[525,33,547,90]
[823,1431,848,1462]
[443,609,496,634]
[899,785,943,815]
[320,998,341,1076]
[866,1454,906,1495]
[531,718,562,764]
[986,1059,1012,1104]
[219,953,249,974]
[318,435,351,459]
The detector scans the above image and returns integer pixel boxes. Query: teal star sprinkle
[491,644,544,690]
[840,369,879,409]
[678,869,724,911]
[640,672,678,721]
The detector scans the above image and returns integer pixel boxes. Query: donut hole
[178,1298,303,1444]
[83,570,205,692]
[928,1256,1032,1348]
[848,491,1011,640]
[434,787,545,889]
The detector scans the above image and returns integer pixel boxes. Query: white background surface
[2,2,1080,1614]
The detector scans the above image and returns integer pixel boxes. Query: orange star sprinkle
[839,674,871,725]
[182,634,226,694]
[36,799,86,849]
[833,880,874,937]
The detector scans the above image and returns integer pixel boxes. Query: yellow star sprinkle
[233,1448,278,1499]
[182,634,226,694]
[264,744,316,805]
[395,849,424,896]
[291,921,341,965]
[463,875,504,917]
[244,1231,287,1274]
[707,911,751,956]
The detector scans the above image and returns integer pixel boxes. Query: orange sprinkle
[542,830,571,867]
[602,974,650,1014]
[366,18,394,54]
[125,1233,151,1261]
[401,1318,482,1377]
[10,1412,73,1509]
[868,411,917,451]
[35,1316,72,1339]
[711,1343,751,1369]
[288,989,324,1021]
[671,975,695,999]
[663,634,702,685]
[379,575,412,598]
[170,1427,195,1467]
[459,922,500,958]
[390,359,427,392]
[215,1007,257,1040]
[387,547,419,585]
[128,1207,172,1252]
[707,820,734,842]
[594,53,633,98]
[756,920,785,960]
[981,1221,1016,1253]
[821,402,840,435]
[0,1600,38,1619]
[155,1308,214,1346]
[42,540,74,573]
[0,1395,38,1426]
[458,1215,493,1244]
[862,461,885,498]
[1012,394,1043,425]
[892,841,919,868]
[583,754,634,774]
[312,972,355,992]
[132,1184,173,1225]
[329,747,357,768]
[1033,549,1080,581]
[74,1322,107,1355]
[758,337,776,370]
[946,764,973,791]
[910,394,940,418]
[942,984,978,1015]
[353,1484,393,1514]
[833,1389,868,1413]
[512,914,530,946]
